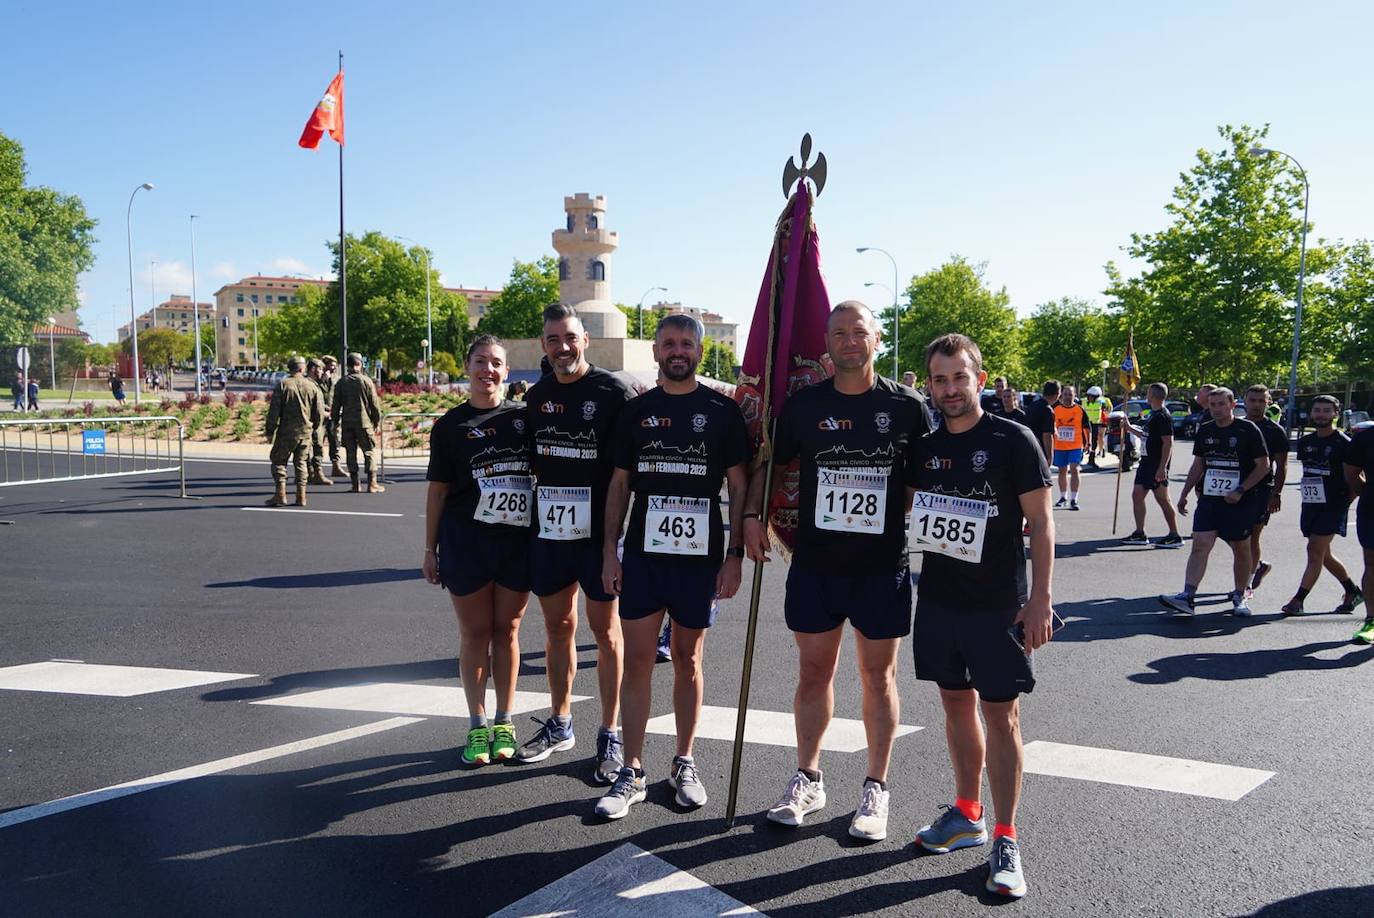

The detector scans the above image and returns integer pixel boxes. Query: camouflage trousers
[342,427,378,478]
[270,436,310,485]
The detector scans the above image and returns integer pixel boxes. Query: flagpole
[337,50,348,366]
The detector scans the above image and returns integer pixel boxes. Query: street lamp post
[190,215,202,397]
[125,182,154,405]
[636,286,667,339]
[397,237,433,384]
[1251,145,1310,434]
[1100,359,1111,394]
[857,246,900,379]
[47,316,57,390]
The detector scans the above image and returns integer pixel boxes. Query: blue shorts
[437,514,531,596]
[619,549,719,629]
[1053,448,1083,467]
[784,562,913,640]
[530,536,615,602]
[1192,496,1255,543]
[1300,505,1348,538]
[913,601,1035,703]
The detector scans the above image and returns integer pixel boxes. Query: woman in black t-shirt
[421,335,534,767]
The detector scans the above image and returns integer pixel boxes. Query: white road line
[254,683,587,718]
[645,704,921,753]
[1022,740,1275,801]
[491,842,758,917]
[0,716,423,830]
[0,661,255,697]
[240,507,404,518]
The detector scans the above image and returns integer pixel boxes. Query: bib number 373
[909,491,989,563]
[815,467,888,534]
[644,495,710,556]
[476,475,532,527]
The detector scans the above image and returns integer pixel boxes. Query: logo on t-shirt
[874,411,891,434]
[513,418,525,433]
[641,416,672,428]
[1228,437,1237,447]
[818,416,852,431]
[467,426,496,439]
[692,413,707,433]
[926,455,952,470]
[582,400,597,421]
[539,401,563,414]
[972,450,989,472]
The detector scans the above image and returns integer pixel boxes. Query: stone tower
[551,193,626,339]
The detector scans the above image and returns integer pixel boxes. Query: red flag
[733,180,831,552]
[298,71,345,149]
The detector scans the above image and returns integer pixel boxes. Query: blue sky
[3,1,1371,356]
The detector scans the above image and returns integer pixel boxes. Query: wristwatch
[726,547,745,559]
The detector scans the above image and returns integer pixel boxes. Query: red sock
[955,797,983,822]
[994,823,1017,840]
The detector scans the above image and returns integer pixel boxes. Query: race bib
[815,467,888,535]
[1202,468,1241,497]
[909,491,989,563]
[1055,425,1077,444]
[644,495,710,556]
[475,475,532,527]
[537,485,591,540]
[1300,476,1326,505]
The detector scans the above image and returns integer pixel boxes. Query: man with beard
[1281,396,1362,616]
[594,314,750,819]
[907,333,1055,900]
[1242,384,1290,595]
[743,301,932,842]
[517,305,636,784]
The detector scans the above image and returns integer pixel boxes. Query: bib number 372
[476,475,533,527]
[644,495,710,556]
[909,491,989,563]
[1202,468,1241,497]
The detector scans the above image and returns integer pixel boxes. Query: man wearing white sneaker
[743,301,932,842]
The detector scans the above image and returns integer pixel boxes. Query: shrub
[198,394,212,406]
[82,401,96,417]
[159,399,175,412]
[242,391,259,404]
[178,395,197,411]
[233,416,252,440]
[223,391,238,409]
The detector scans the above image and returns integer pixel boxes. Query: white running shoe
[847,779,889,841]
[766,770,826,826]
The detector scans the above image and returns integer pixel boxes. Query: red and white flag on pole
[298,71,345,149]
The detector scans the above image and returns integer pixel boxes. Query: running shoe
[915,804,987,853]
[1334,590,1365,615]
[594,729,624,784]
[461,725,491,766]
[1120,531,1150,546]
[656,622,672,663]
[1054,496,1067,508]
[1160,592,1195,617]
[1156,533,1184,548]
[669,755,707,808]
[1281,599,1305,617]
[1354,617,1374,645]
[848,780,889,842]
[516,716,575,763]
[491,721,517,761]
[594,767,646,820]
[986,835,1027,899]
[1070,500,1080,511]
[766,770,827,826]
[1250,561,1273,591]
[1229,591,1253,618]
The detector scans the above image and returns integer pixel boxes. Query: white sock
[1070,491,1078,501]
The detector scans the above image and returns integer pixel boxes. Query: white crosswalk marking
[645,704,920,753]
[253,683,588,718]
[0,661,254,697]
[1023,740,1275,800]
[491,842,759,917]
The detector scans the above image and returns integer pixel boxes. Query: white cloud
[270,257,309,274]
[438,273,448,286]
[210,262,237,280]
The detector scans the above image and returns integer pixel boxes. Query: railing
[378,411,444,483]
[0,415,189,498]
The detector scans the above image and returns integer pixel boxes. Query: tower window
[559,258,570,281]
[566,213,575,232]
[590,260,605,281]
[587,214,599,230]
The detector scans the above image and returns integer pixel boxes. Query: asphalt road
[0,447,1370,917]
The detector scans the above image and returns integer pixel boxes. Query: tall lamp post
[1100,359,1111,395]
[47,316,57,390]
[397,236,433,384]
[857,246,900,379]
[636,286,667,339]
[125,182,154,405]
[1251,145,1310,434]
[190,215,202,396]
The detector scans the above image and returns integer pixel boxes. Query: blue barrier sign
[83,429,106,455]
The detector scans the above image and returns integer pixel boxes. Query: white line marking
[1022,740,1275,801]
[491,842,758,917]
[253,683,587,718]
[645,704,920,753]
[0,661,255,697]
[240,507,403,518]
[0,716,423,829]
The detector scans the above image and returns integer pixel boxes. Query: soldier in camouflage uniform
[304,359,334,487]
[320,355,345,477]
[264,355,324,507]
[331,352,386,493]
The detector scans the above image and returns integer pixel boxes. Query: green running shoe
[1354,617,1374,646]
[491,721,517,761]
[462,725,492,766]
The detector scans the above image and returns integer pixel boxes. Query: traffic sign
[16,346,30,374]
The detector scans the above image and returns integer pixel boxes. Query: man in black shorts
[742,301,932,842]
[1161,387,1270,617]
[908,333,1055,901]
[517,305,637,782]
[1120,382,1182,547]
[1345,424,1374,644]
[1280,396,1363,616]
[1243,384,1290,593]
[594,314,750,819]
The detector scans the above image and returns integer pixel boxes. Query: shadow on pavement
[201,658,460,702]
[206,567,421,589]
[1052,596,1257,644]
[1129,640,1374,684]
[1244,884,1374,916]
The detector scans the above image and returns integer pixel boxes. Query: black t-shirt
[426,400,533,527]
[1004,408,1029,428]
[772,377,934,575]
[1346,428,1374,515]
[1024,398,1054,455]
[1297,430,1351,510]
[1143,407,1173,463]
[1193,418,1268,502]
[526,366,636,542]
[613,384,750,565]
[907,412,1052,610]
[1252,417,1290,488]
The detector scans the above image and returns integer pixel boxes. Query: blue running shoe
[516,716,575,763]
[986,835,1027,899]
[915,804,988,853]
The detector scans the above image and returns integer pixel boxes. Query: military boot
[367,473,386,494]
[309,466,334,486]
[331,461,346,478]
[264,482,288,507]
[295,483,307,507]
[350,472,362,493]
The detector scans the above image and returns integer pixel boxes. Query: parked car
[1105,400,1190,454]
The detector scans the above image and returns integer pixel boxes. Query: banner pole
[337,50,348,365]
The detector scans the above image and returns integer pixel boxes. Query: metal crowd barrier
[0,415,189,498]
[378,411,444,483]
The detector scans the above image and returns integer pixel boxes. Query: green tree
[257,283,328,361]
[700,337,738,382]
[431,350,460,378]
[1021,297,1109,390]
[898,256,1023,382]
[197,323,217,366]
[478,256,559,340]
[125,327,192,370]
[0,132,97,344]
[618,302,668,340]
[53,337,91,379]
[1305,239,1374,383]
